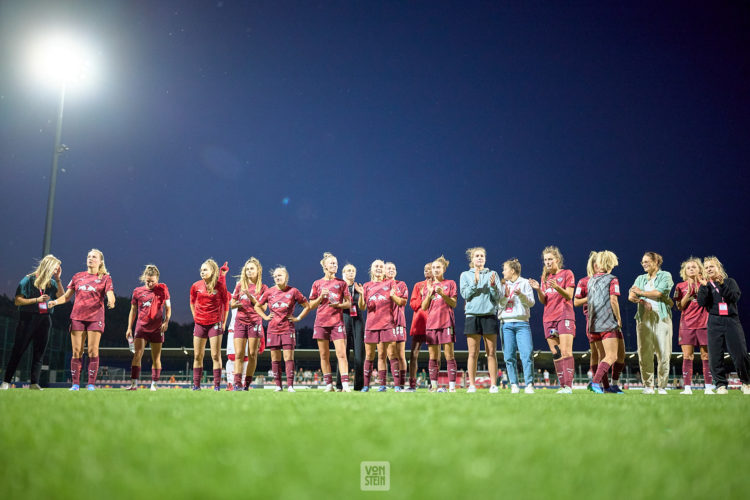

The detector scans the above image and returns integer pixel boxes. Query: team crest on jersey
[557,277,562,283]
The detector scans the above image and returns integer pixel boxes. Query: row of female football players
[4,246,748,394]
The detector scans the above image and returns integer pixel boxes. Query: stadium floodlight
[29,33,96,256]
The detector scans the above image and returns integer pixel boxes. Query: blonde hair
[541,246,563,282]
[586,251,598,277]
[202,259,219,294]
[703,256,728,283]
[503,258,521,276]
[466,247,486,268]
[270,266,289,285]
[320,252,337,274]
[385,261,397,278]
[139,264,160,283]
[342,263,356,274]
[239,257,263,295]
[369,259,385,281]
[31,255,61,290]
[432,255,450,278]
[643,251,663,269]
[88,248,109,278]
[679,257,704,282]
[596,251,619,273]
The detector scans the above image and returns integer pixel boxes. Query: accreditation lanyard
[37,288,48,314]
[709,281,728,316]
[349,284,358,317]
[504,282,521,313]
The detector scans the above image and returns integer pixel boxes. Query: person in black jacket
[696,256,750,395]
[337,264,365,391]
[1,255,64,390]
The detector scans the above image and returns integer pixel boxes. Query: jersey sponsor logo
[142,300,152,308]
[272,301,289,309]
[78,284,97,292]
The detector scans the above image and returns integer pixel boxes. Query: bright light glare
[29,34,96,89]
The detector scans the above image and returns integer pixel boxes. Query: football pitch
[1,388,748,499]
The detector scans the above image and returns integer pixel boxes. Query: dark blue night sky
[2,1,749,350]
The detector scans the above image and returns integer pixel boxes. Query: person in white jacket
[497,259,536,394]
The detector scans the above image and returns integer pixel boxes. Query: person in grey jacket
[460,247,503,393]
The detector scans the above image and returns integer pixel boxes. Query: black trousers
[337,313,365,390]
[3,314,51,385]
[708,316,750,386]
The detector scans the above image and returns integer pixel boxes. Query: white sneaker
[524,385,535,394]
[449,387,456,393]
[323,384,334,392]
[657,388,668,395]
[489,385,499,394]
[287,387,296,393]
[704,386,715,395]
[150,383,157,392]
[680,386,692,395]
[742,384,750,395]
[716,386,728,394]
[510,384,520,394]
[556,386,572,394]
[642,387,655,395]
[274,387,283,392]
[342,387,352,393]
[466,385,477,393]
[0,382,10,390]
[29,384,43,390]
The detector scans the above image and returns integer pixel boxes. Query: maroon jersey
[674,281,708,330]
[232,282,268,325]
[542,269,575,323]
[575,276,590,317]
[132,285,170,333]
[423,279,457,330]
[363,280,396,330]
[257,286,307,335]
[67,272,114,323]
[391,280,408,328]
[309,278,350,327]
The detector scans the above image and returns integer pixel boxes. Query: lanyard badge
[718,302,728,316]
[37,289,48,314]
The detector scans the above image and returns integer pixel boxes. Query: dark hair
[643,251,663,269]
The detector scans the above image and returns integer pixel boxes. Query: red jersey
[67,272,114,323]
[309,278,350,327]
[391,280,409,328]
[257,286,307,335]
[131,284,170,333]
[575,276,590,317]
[363,280,396,330]
[232,282,268,325]
[542,269,575,322]
[190,274,229,325]
[422,279,457,330]
[410,280,428,336]
[674,281,708,330]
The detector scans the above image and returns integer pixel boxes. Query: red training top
[190,273,229,325]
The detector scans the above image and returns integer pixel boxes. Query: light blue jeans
[502,321,534,386]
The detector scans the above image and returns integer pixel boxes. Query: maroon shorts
[678,328,708,346]
[135,329,164,343]
[313,324,346,341]
[600,330,624,340]
[364,328,396,344]
[394,326,406,342]
[267,332,295,350]
[194,323,222,339]
[586,332,601,343]
[235,322,264,339]
[543,319,575,339]
[71,319,104,333]
[411,334,427,344]
[425,327,454,346]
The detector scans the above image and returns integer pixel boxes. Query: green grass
[1,388,749,499]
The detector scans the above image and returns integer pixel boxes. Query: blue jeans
[502,321,534,386]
